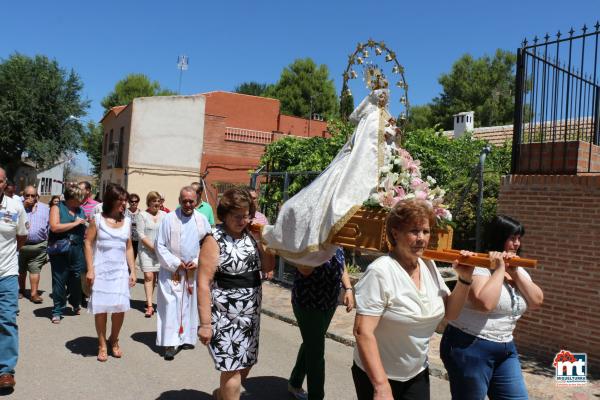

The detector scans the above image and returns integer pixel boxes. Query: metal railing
[512,23,600,174]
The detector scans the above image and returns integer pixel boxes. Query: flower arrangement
[364,146,453,227]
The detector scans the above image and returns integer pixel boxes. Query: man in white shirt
[0,168,28,390]
[155,186,211,360]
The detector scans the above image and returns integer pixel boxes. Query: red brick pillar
[497,175,600,371]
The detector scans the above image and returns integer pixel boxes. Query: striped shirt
[81,198,99,219]
[24,202,50,243]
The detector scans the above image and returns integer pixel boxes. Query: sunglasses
[24,194,37,198]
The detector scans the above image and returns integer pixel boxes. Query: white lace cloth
[262,90,394,266]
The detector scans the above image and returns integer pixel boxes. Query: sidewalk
[261,281,600,400]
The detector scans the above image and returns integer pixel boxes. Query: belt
[214,270,262,289]
[25,240,47,246]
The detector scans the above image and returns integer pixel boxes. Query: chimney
[453,111,474,138]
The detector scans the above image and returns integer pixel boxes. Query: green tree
[258,117,353,219]
[265,58,338,119]
[101,73,176,112]
[407,104,435,131]
[234,81,271,96]
[403,128,511,249]
[0,53,89,179]
[429,49,517,130]
[81,121,103,177]
[339,82,355,120]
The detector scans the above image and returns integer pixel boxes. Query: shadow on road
[32,306,53,320]
[156,389,212,399]
[130,299,150,314]
[241,376,289,399]
[131,331,161,355]
[65,336,98,357]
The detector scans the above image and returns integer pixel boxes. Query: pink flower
[414,189,428,200]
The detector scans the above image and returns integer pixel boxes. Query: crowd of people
[0,166,544,400]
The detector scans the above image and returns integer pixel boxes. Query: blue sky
[1,0,596,172]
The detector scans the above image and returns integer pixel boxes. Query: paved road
[5,265,451,399]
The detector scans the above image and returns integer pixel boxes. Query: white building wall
[37,162,65,196]
[129,95,205,171]
[125,95,206,209]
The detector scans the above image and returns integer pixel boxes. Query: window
[103,132,108,155]
[39,177,52,196]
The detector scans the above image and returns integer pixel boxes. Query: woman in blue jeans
[48,186,87,323]
[440,215,544,399]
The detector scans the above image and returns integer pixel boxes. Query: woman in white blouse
[135,191,166,318]
[352,199,474,400]
[440,215,543,400]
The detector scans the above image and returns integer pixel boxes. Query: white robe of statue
[155,209,211,347]
[262,89,396,267]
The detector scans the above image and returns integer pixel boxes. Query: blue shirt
[291,248,345,311]
[24,202,49,243]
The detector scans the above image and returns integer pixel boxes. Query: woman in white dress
[84,183,136,362]
[262,88,398,267]
[136,191,167,317]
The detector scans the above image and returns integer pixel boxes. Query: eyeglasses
[230,214,251,222]
[181,199,195,205]
[24,194,37,198]
[129,200,139,204]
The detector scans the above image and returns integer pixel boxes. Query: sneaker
[287,383,307,400]
[164,346,176,361]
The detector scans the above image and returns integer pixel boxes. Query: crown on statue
[363,63,389,91]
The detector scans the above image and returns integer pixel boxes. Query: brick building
[100,91,327,209]
[200,91,327,199]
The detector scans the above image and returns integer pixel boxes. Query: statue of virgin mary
[262,88,399,266]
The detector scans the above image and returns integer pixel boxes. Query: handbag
[47,238,71,255]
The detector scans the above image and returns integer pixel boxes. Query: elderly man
[0,168,28,390]
[18,186,49,303]
[78,181,98,220]
[155,186,211,360]
[190,181,214,225]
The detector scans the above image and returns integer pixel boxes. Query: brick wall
[497,174,600,370]
[516,141,600,174]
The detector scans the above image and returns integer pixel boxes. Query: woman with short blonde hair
[135,191,167,317]
[352,199,474,400]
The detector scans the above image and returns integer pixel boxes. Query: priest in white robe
[155,186,211,360]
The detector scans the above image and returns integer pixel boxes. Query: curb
[261,307,449,380]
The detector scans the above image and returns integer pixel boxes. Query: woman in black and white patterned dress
[198,188,275,400]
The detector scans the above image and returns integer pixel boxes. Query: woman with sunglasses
[125,193,141,260]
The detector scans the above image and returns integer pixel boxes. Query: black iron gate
[512,23,600,174]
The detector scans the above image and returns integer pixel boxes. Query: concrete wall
[129,95,205,171]
[497,174,600,370]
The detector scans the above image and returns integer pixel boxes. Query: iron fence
[512,23,600,174]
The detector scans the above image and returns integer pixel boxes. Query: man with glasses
[155,186,211,360]
[0,167,28,390]
[18,186,49,303]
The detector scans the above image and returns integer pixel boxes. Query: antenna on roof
[177,55,189,94]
